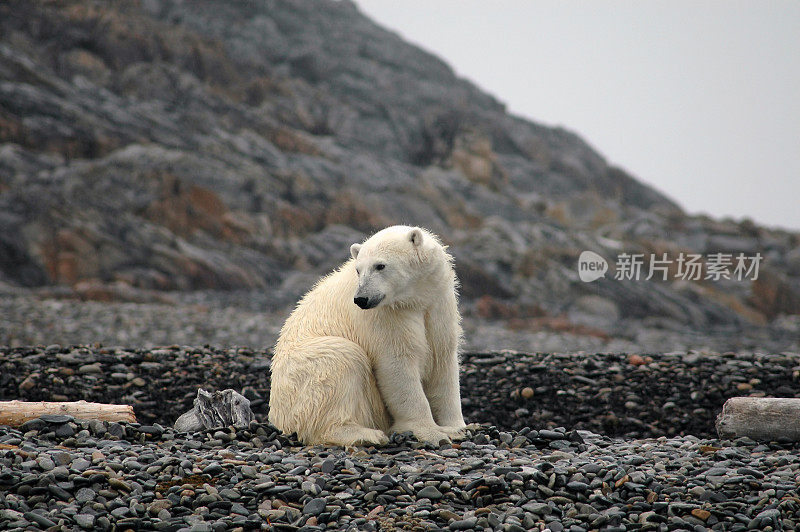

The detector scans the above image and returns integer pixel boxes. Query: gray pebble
[521,502,551,515]
[449,517,478,530]
[75,487,96,502]
[417,486,443,500]
[203,462,223,475]
[302,497,326,515]
[71,458,91,471]
[24,511,57,528]
[36,455,55,471]
[321,459,336,473]
[74,513,95,528]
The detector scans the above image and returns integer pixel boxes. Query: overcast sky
[354,1,800,231]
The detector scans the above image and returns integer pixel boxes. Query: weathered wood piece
[0,400,136,426]
[174,389,254,432]
[716,397,800,441]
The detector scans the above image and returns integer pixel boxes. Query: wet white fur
[268,226,466,446]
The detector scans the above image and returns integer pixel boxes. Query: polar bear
[268,225,467,446]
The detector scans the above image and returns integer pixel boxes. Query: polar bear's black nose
[354,296,369,309]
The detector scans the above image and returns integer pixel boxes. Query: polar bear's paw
[440,424,468,441]
[414,426,451,445]
[325,425,389,447]
[352,428,390,447]
[393,424,451,445]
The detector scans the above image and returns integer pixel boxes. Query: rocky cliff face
[1,0,798,349]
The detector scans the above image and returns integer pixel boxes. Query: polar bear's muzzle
[354,294,384,309]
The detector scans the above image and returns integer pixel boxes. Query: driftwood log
[716,397,800,441]
[0,400,136,427]
[174,389,254,432]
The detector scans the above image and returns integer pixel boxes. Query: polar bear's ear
[408,228,423,247]
[350,243,362,260]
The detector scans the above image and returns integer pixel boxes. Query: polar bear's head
[349,225,447,310]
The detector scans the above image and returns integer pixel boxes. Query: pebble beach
[1,345,799,531]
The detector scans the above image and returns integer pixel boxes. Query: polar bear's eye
[375,263,386,271]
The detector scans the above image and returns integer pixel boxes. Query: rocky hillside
[1,0,798,350]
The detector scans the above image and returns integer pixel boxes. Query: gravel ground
[3,346,799,439]
[2,345,800,530]
[1,417,799,531]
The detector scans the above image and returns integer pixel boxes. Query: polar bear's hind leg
[269,336,390,446]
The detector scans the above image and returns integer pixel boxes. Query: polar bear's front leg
[374,354,450,445]
[424,351,467,440]
[427,362,467,429]
[423,298,467,438]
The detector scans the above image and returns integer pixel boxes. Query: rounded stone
[521,387,535,399]
[74,514,95,529]
[36,455,55,471]
[417,486,443,500]
[302,497,326,516]
[75,488,96,503]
